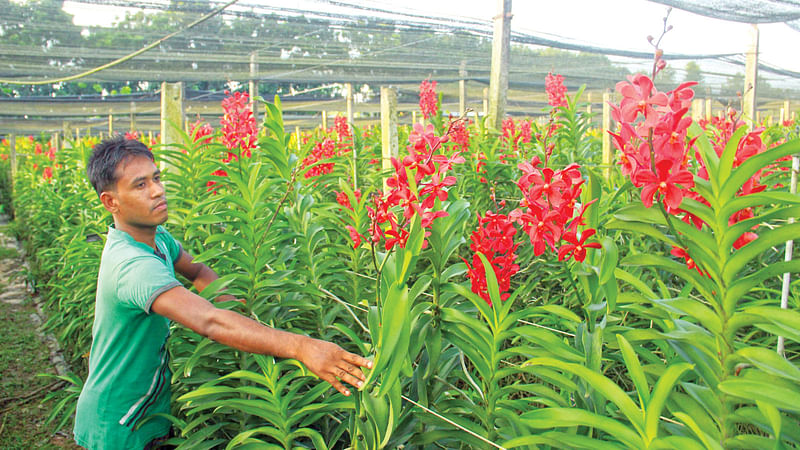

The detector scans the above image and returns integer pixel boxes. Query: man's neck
[114,221,158,249]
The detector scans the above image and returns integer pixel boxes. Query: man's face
[102,155,168,229]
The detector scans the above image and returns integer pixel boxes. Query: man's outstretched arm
[151,285,371,396]
[172,249,238,302]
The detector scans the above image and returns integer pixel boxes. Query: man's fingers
[335,368,364,390]
[339,362,365,382]
[344,351,373,369]
[327,376,351,396]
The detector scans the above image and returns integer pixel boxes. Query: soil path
[0,215,81,449]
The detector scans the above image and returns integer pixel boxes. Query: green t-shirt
[74,225,182,450]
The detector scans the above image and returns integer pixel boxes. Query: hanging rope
[0,0,239,86]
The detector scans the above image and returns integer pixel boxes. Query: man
[74,137,371,449]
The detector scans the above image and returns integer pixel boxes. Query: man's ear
[99,190,118,214]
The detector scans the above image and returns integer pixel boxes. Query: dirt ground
[0,221,82,449]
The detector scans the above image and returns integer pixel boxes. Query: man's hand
[298,338,372,396]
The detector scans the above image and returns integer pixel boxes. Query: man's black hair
[87,136,154,196]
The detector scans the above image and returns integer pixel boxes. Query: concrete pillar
[160,81,185,148]
[743,24,759,129]
[380,87,398,192]
[486,0,512,130]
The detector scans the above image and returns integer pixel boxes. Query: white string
[398,393,507,450]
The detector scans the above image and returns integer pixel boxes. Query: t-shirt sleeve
[158,226,183,263]
[116,256,182,313]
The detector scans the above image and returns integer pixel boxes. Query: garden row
[2,71,800,449]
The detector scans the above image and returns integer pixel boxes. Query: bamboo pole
[743,24,759,129]
[778,153,799,356]
[486,0,512,130]
[380,86,398,192]
[602,90,612,181]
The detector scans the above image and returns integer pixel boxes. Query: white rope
[399,393,507,450]
[316,285,369,333]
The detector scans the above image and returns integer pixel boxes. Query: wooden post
[487,0,512,130]
[99,131,105,140]
[778,151,800,356]
[691,99,703,121]
[380,86,398,192]
[586,92,592,115]
[53,132,60,152]
[782,100,790,123]
[345,83,354,125]
[130,101,136,132]
[108,113,113,135]
[75,127,81,142]
[705,98,712,122]
[62,121,72,149]
[459,61,468,116]
[412,111,417,125]
[321,110,328,130]
[148,131,153,145]
[9,134,16,183]
[250,52,259,126]
[602,90,613,181]
[160,81,185,149]
[483,87,489,116]
[743,24,759,129]
[295,126,301,152]
[344,83,357,188]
